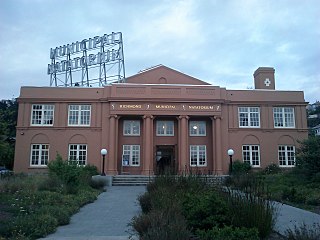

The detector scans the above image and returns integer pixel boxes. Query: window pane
[239,107,260,127]
[68,105,91,126]
[274,107,294,128]
[31,104,54,126]
[189,121,206,136]
[157,121,174,136]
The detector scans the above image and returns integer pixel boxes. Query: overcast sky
[0,0,319,103]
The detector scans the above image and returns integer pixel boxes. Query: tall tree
[0,99,18,169]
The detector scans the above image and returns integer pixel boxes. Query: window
[189,121,206,136]
[68,105,91,126]
[278,145,295,167]
[190,145,206,166]
[31,104,54,126]
[238,107,260,127]
[273,107,295,128]
[242,145,260,167]
[68,144,87,166]
[123,120,140,136]
[156,121,174,136]
[30,144,49,166]
[122,145,140,166]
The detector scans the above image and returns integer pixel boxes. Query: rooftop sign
[48,32,125,87]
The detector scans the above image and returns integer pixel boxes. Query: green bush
[196,226,259,240]
[10,214,58,239]
[281,187,307,204]
[226,185,276,239]
[264,163,282,175]
[47,154,99,194]
[182,190,229,230]
[138,192,152,214]
[295,136,320,178]
[231,160,251,175]
[130,207,191,240]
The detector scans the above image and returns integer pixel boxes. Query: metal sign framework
[48,32,125,87]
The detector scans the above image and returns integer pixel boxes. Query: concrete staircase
[112,175,154,186]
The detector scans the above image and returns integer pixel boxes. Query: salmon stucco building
[14,65,308,175]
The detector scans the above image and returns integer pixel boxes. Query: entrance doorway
[155,145,176,175]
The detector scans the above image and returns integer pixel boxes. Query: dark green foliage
[295,136,320,178]
[132,174,275,239]
[0,99,18,169]
[138,192,152,213]
[0,170,101,239]
[264,163,282,174]
[226,187,276,239]
[196,226,259,240]
[281,187,307,203]
[47,154,99,194]
[182,190,229,230]
[286,223,320,240]
[131,207,191,240]
[231,160,251,175]
[10,213,58,239]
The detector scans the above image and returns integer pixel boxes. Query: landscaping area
[131,136,320,240]
[0,155,104,240]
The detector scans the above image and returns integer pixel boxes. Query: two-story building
[13,65,308,175]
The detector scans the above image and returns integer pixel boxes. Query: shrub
[295,136,320,178]
[231,160,251,175]
[196,226,259,240]
[10,214,58,239]
[281,187,307,204]
[47,154,99,193]
[130,207,191,240]
[226,184,276,239]
[182,190,229,230]
[37,206,70,225]
[138,192,152,214]
[264,163,282,175]
[286,223,320,240]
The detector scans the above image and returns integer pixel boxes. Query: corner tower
[254,67,275,90]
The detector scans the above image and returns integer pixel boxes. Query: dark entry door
[155,145,176,175]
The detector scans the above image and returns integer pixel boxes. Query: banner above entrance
[110,103,221,113]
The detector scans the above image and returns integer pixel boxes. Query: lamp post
[227,149,234,175]
[100,149,107,176]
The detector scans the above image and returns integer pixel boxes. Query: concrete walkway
[43,186,146,240]
[274,202,320,236]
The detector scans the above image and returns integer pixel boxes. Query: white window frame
[68,105,91,126]
[122,145,140,166]
[273,107,295,128]
[68,144,87,166]
[30,144,49,167]
[31,104,54,126]
[156,120,174,136]
[190,145,207,167]
[242,145,260,167]
[238,107,260,128]
[189,121,206,136]
[123,120,140,136]
[278,145,295,167]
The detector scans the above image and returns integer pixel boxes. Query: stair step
[112,175,154,186]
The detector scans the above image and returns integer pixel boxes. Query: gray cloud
[0,0,319,103]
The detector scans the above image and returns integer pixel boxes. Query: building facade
[14,65,308,175]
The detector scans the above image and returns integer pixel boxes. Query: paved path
[43,186,146,240]
[274,202,320,236]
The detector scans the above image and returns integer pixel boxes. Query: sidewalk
[43,186,146,240]
[274,202,320,236]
